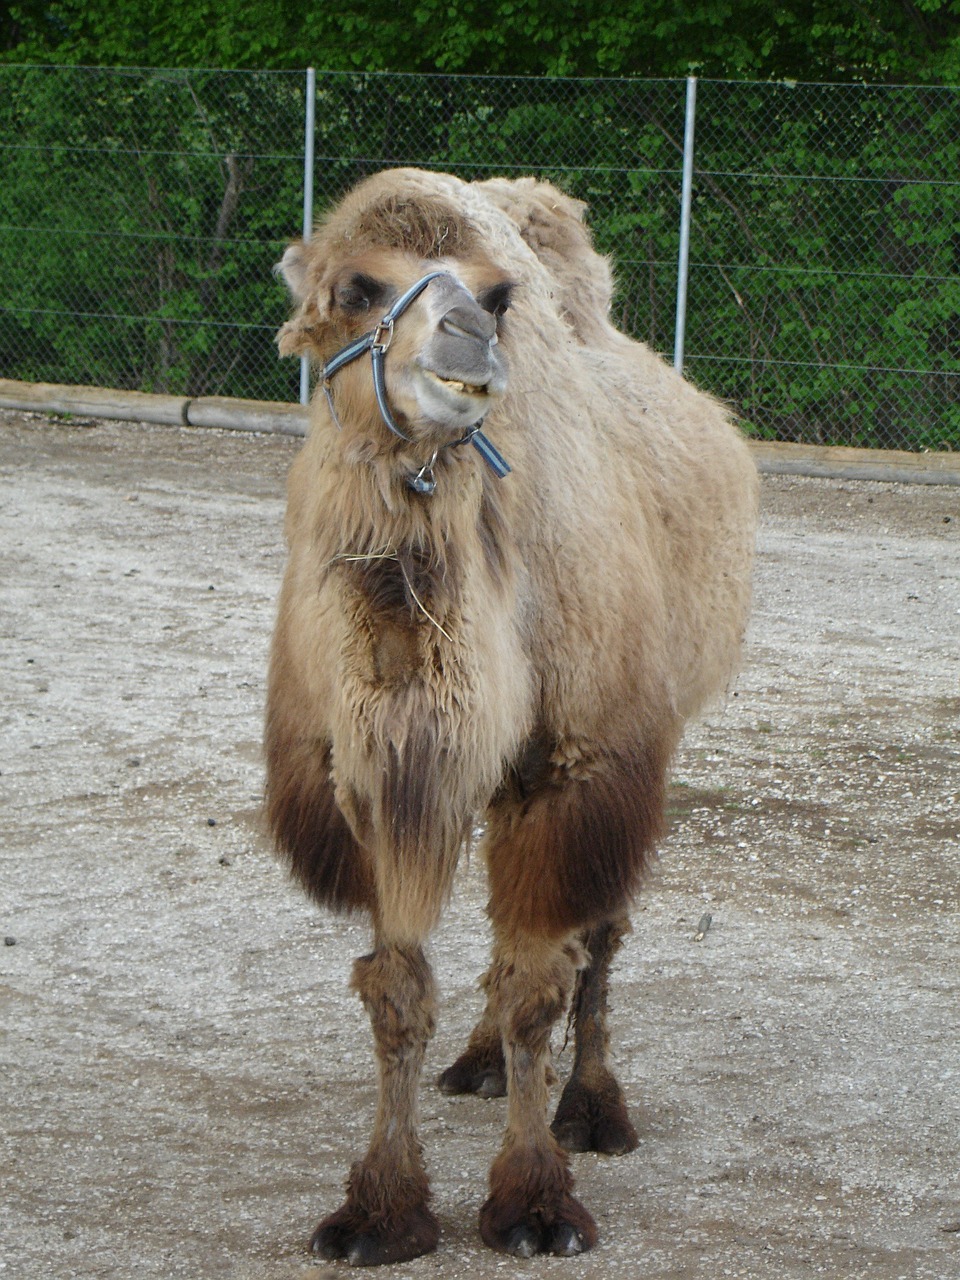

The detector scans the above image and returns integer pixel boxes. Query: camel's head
[277,240,514,446]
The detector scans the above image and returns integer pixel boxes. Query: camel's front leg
[479,933,598,1258]
[311,941,439,1266]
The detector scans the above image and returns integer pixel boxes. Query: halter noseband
[321,271,511,495]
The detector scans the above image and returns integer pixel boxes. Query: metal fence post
[299,66,316,406]
[674,75,697,375]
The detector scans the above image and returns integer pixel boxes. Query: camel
[265,168,758,1264]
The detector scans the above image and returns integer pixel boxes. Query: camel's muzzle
[321,271,511,495]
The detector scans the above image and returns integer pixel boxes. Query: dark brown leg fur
[552,916,639,1156]
[478,936,598,1258]
[311,944,439,1266]
[481,1138,597,1258]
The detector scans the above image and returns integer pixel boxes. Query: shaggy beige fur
[265,167,758,1264]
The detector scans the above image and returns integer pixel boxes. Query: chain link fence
[0,66,305,403]
[691,80,960,451]
[2,65,958,450]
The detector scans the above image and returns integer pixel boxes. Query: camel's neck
[298,410,515,631]
[334,544,456,641]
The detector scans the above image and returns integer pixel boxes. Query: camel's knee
[489,936,585,1048]
[351,944,437,1051]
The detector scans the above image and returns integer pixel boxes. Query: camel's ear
[275,240,311,301]
[275,240,328,358]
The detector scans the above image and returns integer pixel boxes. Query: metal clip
[408,451,438,495]
[371,316,395,353]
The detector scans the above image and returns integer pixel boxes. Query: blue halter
[321,271,511,495]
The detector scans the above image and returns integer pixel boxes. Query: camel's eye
[334,273,388,314]
[477,281,515,319]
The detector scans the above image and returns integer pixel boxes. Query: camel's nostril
[440,304,497,344]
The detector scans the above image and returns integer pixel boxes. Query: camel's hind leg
[478,931,598,1258]
[311,941,439,1266]
[439,916,638,1153]
[551,915,639,1155]
[437,965,507,1099]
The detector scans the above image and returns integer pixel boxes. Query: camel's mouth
[411,339,507,432]
[424,370,491,398]
[412,366,502,430]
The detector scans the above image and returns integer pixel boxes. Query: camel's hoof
[505,1223,584,1258]
[310,1202,439,1267]
[437,1049,507,1098]
[551,1073,639,1155]
[552,1112,638,1155]
[504,1224,539,1258]
[550,1222,586,1256]
[475,1069,508,1098]
[482,1211,594,1259]
[480,1195,597,1258]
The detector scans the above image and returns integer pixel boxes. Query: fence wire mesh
[690,80,960,450]
[1,65,305,403]
[1,66,958,450]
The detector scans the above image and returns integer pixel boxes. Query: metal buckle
[451,423,482,449]
[408,451,438,495]
[371,316,394,353]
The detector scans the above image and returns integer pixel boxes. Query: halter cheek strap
[321,271,511,494]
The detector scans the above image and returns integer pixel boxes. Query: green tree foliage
[0,66,305,398]
[4,0,960,83]
[684,81,960,448]
[3,65,958,447]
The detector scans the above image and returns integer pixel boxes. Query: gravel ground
[1,410,958,1280]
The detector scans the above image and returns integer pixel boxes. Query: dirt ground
[1,410,958,1280]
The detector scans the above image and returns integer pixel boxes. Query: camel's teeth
[425,370,488,396]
